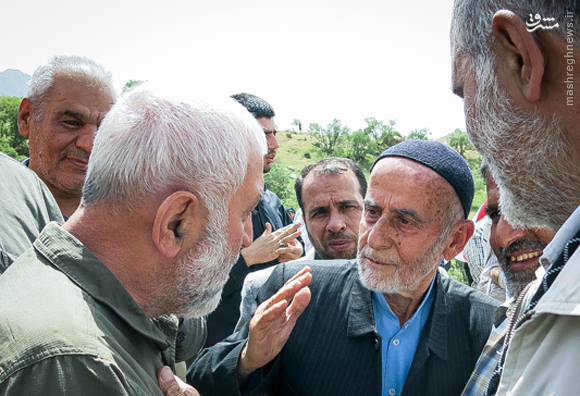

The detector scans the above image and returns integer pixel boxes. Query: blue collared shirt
[372,275,436,396]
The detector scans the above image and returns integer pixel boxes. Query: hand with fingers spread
[236,266,312,384]
[241,222,302,267]
[157,366,200,396]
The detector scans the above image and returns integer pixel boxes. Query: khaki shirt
[0,222,179,395]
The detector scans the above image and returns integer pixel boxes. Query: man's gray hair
[452,0,579,65]
[81,87,267,214]
[27,55,116,121]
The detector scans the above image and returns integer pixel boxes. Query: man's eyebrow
[338,199,362,206]
[393,208,425,224]
[308,205,329,215]
[57,109,88,120]
[363,199,380,208]
[451,83,464,98]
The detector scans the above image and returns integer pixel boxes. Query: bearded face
[169,208,240,319]
[464,55,580,230]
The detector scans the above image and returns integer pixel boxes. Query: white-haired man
[18,55,116,218]
[0,87,281,395]
[452,1,580,394]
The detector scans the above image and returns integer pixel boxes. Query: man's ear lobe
[492,10,545,102]
[443,220,475,261]
[152,192,202,259]
[18,98,33,138]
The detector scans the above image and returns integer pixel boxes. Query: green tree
[406,128,432,140]
[364,118,403,153]
[122,80,146,94]
[264,163,299,210]
[292,118,302,132]
[309,119,348,157]
[0,96,27,157]
[346,129,375,166]
[448,128,474,158]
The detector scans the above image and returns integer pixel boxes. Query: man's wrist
[236,344,257,384]
[241,248,256,267]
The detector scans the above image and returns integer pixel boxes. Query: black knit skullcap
[370,139,474,219]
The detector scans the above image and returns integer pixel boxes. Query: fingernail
[160,366,173,382]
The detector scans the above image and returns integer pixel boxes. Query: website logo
[526,14,559,32]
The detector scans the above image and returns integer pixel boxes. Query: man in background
[461,166,555,396]
[0,153,63,273]
[18,55,116,218]
[237,157,367,329]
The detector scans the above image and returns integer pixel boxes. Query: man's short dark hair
[231,93,275,118]
[295,157,367,212]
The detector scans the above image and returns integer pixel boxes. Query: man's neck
[48,187,82,218]
[384,270,437,327]
[63,206,162,317]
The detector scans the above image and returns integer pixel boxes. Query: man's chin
[181,293,222,319]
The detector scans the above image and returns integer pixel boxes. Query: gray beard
[467,56,580,231]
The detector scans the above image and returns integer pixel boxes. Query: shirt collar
[540,204,580,269]
[371,274,436,329]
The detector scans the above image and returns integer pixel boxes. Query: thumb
[157,367,181,396]
[262,223,272,235]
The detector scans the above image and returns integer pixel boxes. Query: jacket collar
[346,264,376,337]
[34,222,178,351]
[420,272,448,360]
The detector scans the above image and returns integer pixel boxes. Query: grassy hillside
[270,130,485,218]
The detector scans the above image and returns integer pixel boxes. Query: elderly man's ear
[492,10,545,102]
[18,98,34,138]
[443,220,475,261]
[152,191,205,259]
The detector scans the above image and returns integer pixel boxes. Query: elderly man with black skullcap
[188,140,499,396]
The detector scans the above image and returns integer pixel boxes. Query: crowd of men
[0,0,579,395]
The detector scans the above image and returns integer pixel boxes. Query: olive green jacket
[0,222,179,395]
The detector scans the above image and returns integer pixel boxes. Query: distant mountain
[0,69,30,97]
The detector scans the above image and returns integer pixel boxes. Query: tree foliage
[0,96,27,159]
[122,80,146,94]
[291,118,302,132]
[309,119,348,157]
[264,163,299,210]
[448,128,473,158]
[406,128,432,141]
[364,118,404,153]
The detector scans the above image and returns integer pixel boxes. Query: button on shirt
[372,276,436,396]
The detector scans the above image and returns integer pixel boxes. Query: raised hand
[236,266,312,384]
